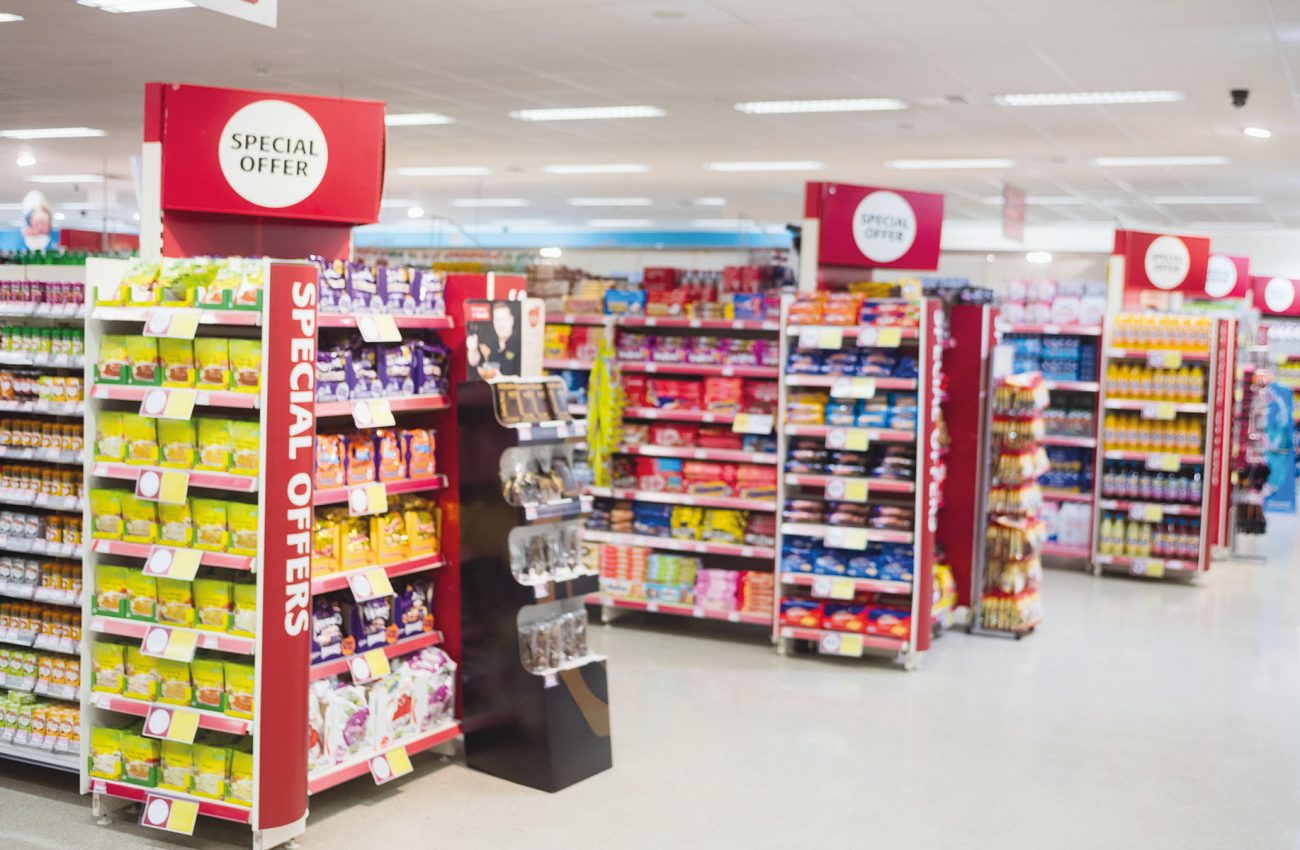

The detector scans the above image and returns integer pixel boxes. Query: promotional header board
[1113,229,1210,295]
[804,182,944,271]
[1252,275,1300,316]
[1203,254,1251,300]
[145,82,384,225]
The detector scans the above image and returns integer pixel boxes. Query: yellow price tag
[139,388,197,421]
[135,469,189,505]
[826,428,870,452]
[349,648,392,684]
[731,413,774,435]
[828,578,856,600]
[1140,402,1176,421]
[144,706,200,743]
[370,746,414,784]
[1130,558,1165,579]
[143,547,202,581]
[830,377,876,399]
[140,626,198,662]
[825,477,870,503]
[817,327,844,349]
[141,796,199,835]
[1145,453,1181,472]
[824,527,869,550]
[876,327,902,348]
[357,314,402,343]
[1128,503,1163,522]
[348,482,389,517]
[818,632,865,656]
[143,308,201,340]
[348,568,395,602]
[351,398,396,429]
[1147,349,1183,369]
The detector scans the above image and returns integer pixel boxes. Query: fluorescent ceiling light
[510,105,664,122]
[707,161,823,172]
[1092,155,1228,167]
[995,90,1183,106]
[734,98,906,114]
[544,163,649,175]
[1152,195,1259,205]
[886,158,1013,169]
[1244,127,1272,139]
[0,127,105,140]
[77,0,193,11]
[587,218,653,228]
[396,166,490,177]
[406,206,425,219]
[28,174,104,184]
[380,199,415,208]
[15,154,34,168]
[1026,251,1053,264]
[0,13,23,22]
[694,197,726,207]
[385,112,455,126]
[450,198,528,208]
[539,247,562,259]
[567,197,653,207]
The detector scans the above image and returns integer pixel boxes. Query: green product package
[89,489,124,540]
[229,420,260,475]
[228,741,254,805]
[191,498,228,551]
[157,418,196,469]
[158,501,194,547]
[91,642,125,694]
[156,578,195,627]
[120,727,161,787]
[196,418,231,471]
[121,412,159,465]
[123,568,158,621]
[159,740,194,792]
[223,661,255,719]
[193,578,232,633]
[120,494,158,544]
[191,742,231,799]
[230,581,257,638]
[227,502,258,555]
[96,335,130,384]
[191,655,225,712]
[194,338,230,391]
[228,339,262,394]
[88,726,124,780]
[125,336,161,386]
[94,411,126,462]
[93,566,128,617]
[159,337,196,387]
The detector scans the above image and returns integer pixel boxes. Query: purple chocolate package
[347,262,382,313]
[413,270,446,316]
[382,267,416,314]
[346,597,393,653]
[346,342,381,399]
[376,342,415,396]
[314,257,350,314]
[316,346,350,402]
[311,599,345,664]
[393,580,433,639]
[412,340,450,396]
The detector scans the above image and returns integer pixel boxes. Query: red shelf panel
[90,692,252,735]
[317,313,453,330]
[621,407,739,424]
[783,472,915,494]
[782,573,912,596]
[308,721,461,795]
[582,529,775,559]
[778,625,907,652]
[92,383,258,410]
[618,361,779,379]
[313,474,448,506]
[310,554,446,595]
[316,394,451,417]
[90,616,255,656]
[93,462,258,494]
[586,486,773,511]
[309,630,443,681]
[90,779,251,824]
[617,316,778,331]
[91,539,255,572]
[1040,489,1093,504]
[584,593,772,625]
[616,444,778,465]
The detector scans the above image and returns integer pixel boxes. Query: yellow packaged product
[341,515,371,570]
[233,259,264,310]
[223,661,255,719]
[159,338,196,387]
[96,335,130,385]
[192,742,230,799]
[91,643,125,694]
[230,582,256,638]
[89,489,123,540]
[227,501,258,555]
[228,339,262,394]
[403,498,437,556]
[121,413,159,465]
[191,498,228,551]
[229,420,260,475]
[158,501,194,547]
[371,510,406,563]
[126,336,161,386]
[124,647,159,701]
[88,726,124,780]
[94,411,127,461]
[123,568,158,621]
[313,516,340,574]
[196,418,231,471]
[120,494,158,544]
[157,419,196,468]
[191,656,225,711]
[93,565,129,617]
[120,728,161,787]
[228,741,254,806]
[156,578,195,627]
[194,338,230,391]
[156,657,193,706]
[193,578,232,632]
[159,740,194,793]
[121,258,161,306]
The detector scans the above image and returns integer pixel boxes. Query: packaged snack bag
[228,742,254,805]
[196,418,231,471]
[158,258,202,307]
[123,568,158,620]
[158,501,194,546]
[313,517,340,574]
[403,428,435,479]
[157,419,196,468]
[223,661,255,719]
[202,258,242,308]
[228,339,261,394]
[93,566,129,616]
[122,413,159,465]
[229,421,260,475]
[94,411,127,461]
[191,499,228,551]
[91,642,125,693]
[156,578,195,627]
[227,502,259,556]
[347,598,395,652]
[125,336,161,386]
[194,338,230,390]
[403,498,437,556]
[234,260,264,310]
[191,656,224,711]
[311,599,346,664]
[193,579,232,632]
[230,581,257,637]
[375,429,405,482]
[370,510,406,563]
[97,335,130,384]
[122,259,162,306]
[123,647,159,700]
[393,579,433,639]
[159,338,196,387]
[156,657,193,706]
[159,740,194,792]
[345,432,375,484]
[120,494,159,544]
[340,516,371,570]
[192,742,229,799]
[315,434,344,488]
[88,726,124,779]
[89,490,124,540]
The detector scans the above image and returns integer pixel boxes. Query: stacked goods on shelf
[976,374,1048,635]
[776,290,944,668]
[542,277,619,411]
[999,278,1107,329]
[1094,313,1220,579]
[0,266,86,770]
[1230,347,1272,551]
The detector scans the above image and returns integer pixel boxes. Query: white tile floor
[2,526,1298,850]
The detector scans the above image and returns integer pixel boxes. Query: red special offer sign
[1113,229,1210,295]
[1203,254,1251,299]
[805,182,944,271]
[1252,275,1300,316]
[145,82,384,224]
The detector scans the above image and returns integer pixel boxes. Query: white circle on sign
[349,656,370,680]
[148,548,174,572]
[1266,277,1295,312]
[138,470,161,498]
[142,389,167,415]
[1143,235,1191,290]
[146,709,170,735]
[811,576,832,596]
[358,316,378,339]
[371,756,392,780]
[145,798,170,826]
[352,400,372,426]
[144,628,169,653]
[851,190,917,264]
[826,429,847,450]
[1204,254,1237,298]
[352,575,371,596]
[819,633,841,654]
[349,488,369,513]
[146,312,170,335]
[826,479,846,499]
[218,100,329,209]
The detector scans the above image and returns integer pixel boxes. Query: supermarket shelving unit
[774,298,945,670]
[0,262,88,773]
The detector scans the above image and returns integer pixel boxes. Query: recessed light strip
[1092,156,1228,167]
[886,158,1013,169]
[385,113,455,126]
[707,161,823,172]
[587,218,653,228]
[397,166,490,177]
[511,106,664,122]
[995,90,1184,106]
[28,174,105,184]
[0,127,105,140]
[450,198,528,208]
[567,197,653,207]
[734,98,906,114]
[1151,195,1259,205]
[544,164,649,175]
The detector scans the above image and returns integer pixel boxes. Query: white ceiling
[4,0,1300,235]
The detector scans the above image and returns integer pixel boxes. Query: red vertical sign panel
[914,299,942,650]
[254,261,317,830]
[1206,318,1237,555]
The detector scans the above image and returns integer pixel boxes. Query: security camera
[1231,89,1249,108]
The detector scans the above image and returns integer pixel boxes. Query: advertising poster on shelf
[464,298,545,382]
[1265,383,1296,513]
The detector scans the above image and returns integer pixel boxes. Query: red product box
[622,374,649,407]
[736,464,778,500]
[636,458,684,492]
[622,423,651,446]
[696,425,743,450]
[646,289,690,316]
[703,377,744,413]
[643,267,679,291]
[648,378,702,410]
[569,326,600,361]
[650,423,698,447]
[743,380,779,413]
[683,461,736,496]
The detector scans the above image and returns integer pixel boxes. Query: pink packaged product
[315,434,345,488]
[721,338,759,367]
[346,432,376,485]
[650,335,688,364]
[375,428,406,483]
[403,428,436,478]
[616,332,650,362]
[686,337,723,365]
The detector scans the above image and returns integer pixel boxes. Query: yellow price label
[824,527,869,550]
[348,568,395,602]
[830,377,876,399]
[731,413,774,435]
[1128,504,1163,523]
[349,648,392,684]
[351,398,396,429]
[1140,402,1176,421]
[140,626,198,663]
[358,314,402,343]
[818,632,865,657]
[143,308,201,340]
[825,477,870,503]
[135,469,189,506]
[143,547,202,581]
[826,428,871,452]
[370,746,414,784]
[1145,453,1181,472]
[348,482,389,517]
[1147,349,1183,369]
[144,706,200,743]
[139,388,197,421]
[141,796,199,835]
[1130,558,1165,579]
